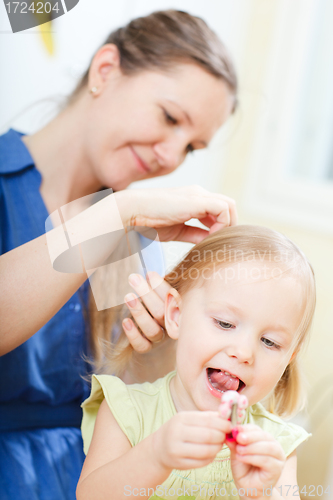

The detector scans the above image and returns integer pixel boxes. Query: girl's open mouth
[206,368,246,399]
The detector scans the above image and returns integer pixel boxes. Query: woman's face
[83,61,234,191]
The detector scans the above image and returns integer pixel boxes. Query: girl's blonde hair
[164,225,316,418]
[94,225,315,419]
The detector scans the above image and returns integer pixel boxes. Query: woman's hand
[152,411,232,472]
[121,271,176,383]
[227,424,286,498]
[115,185,237,244]
[123,271,169,350]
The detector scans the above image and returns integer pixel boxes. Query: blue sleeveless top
[0,129,164,500]
[0,129,92,499]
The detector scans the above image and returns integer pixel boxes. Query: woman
[0,10,237,500]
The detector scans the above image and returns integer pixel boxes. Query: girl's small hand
[152,411,232,472]
[227,424,286,498]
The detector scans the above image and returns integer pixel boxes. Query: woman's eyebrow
[165,99,208,147]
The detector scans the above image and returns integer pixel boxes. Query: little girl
[77,225,315,500]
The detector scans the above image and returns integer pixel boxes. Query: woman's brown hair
[68,10,237,105]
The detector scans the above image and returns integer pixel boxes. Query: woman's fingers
[146,271,172,301]
[217,194,238,226]
[198,214,220,229]
[127,273,165,326]
[115,186,238,237]
[122,317,152,353]
[156,223,209,244]
[192,188,237,228]
[124,293,165,344]
[122,273,173,352]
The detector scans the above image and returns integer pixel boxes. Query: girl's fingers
[235,453,284,471]
[236,441,286,461]
[123,295,164,344]
[178,442,223,460]
[236,424,261,432]
[122,318,152,353]
[178,411,232,434]
[181,426,229,445]
[173,457,215,470]
[236,428,275,445]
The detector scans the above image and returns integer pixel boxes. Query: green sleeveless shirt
[81,371,310,500]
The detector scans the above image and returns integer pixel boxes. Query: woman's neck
[22,95,103,214]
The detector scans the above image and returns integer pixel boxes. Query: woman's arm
[0,232,88,355]
[0,192,125,355]
[0,186,236,356]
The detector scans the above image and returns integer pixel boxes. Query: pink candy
[218,390,248,426]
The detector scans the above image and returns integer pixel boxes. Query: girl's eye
[214,319,234,330]
[261,338,280,350]
[164,110,178,125]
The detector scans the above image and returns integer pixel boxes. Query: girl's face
[83,57,234,191]
[166,262,304,412]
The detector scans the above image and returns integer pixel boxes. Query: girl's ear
[164,288,182,340]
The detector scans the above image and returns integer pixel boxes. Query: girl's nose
[153,138,187,171]
[225,339,255,365]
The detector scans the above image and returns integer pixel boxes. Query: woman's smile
[129,146,152,174]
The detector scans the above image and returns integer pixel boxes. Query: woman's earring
[89,86,99,96]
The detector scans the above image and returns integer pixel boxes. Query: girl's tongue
[208,368,239,392]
